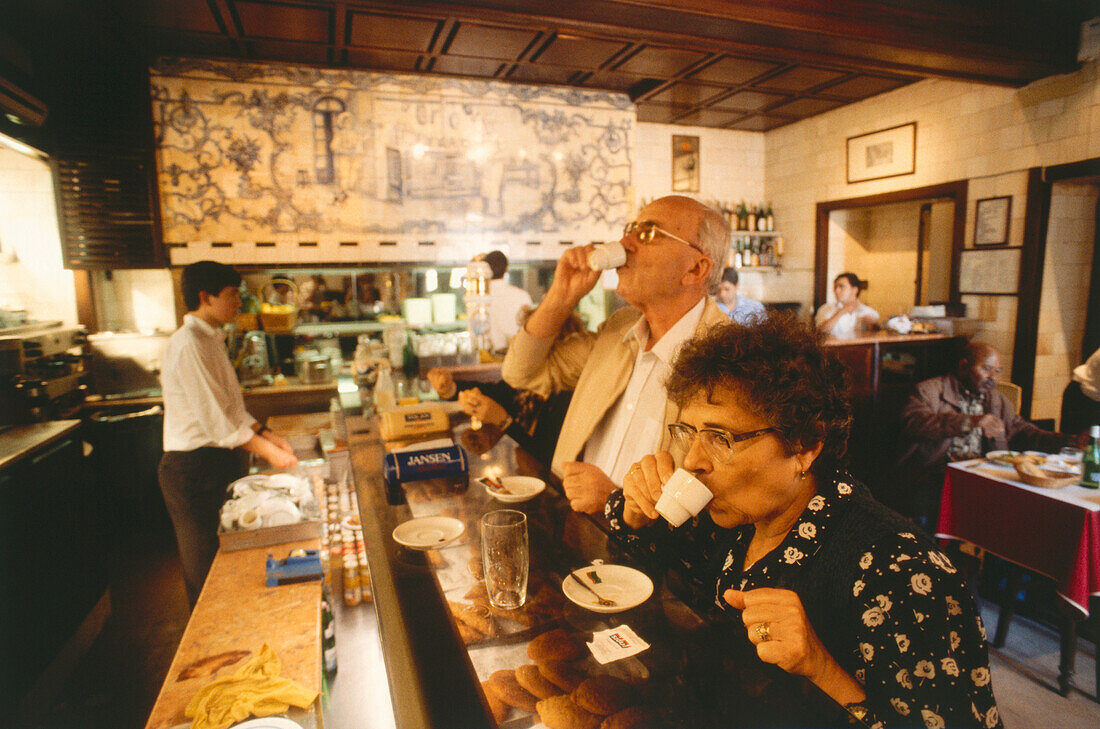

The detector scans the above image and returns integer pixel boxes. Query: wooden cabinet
[825,334,966,501]
[53,150,164,269]
[0,424,108,715]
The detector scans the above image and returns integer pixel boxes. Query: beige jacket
[502,297,730,475]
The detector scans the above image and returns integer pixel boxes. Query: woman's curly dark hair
[665,313,852,476]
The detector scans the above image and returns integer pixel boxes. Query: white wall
[764,58,1100,343]
[633,122,764,210]
[0,143,77,325]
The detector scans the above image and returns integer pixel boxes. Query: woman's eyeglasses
[623,220,702,253]
[667,422,777,464]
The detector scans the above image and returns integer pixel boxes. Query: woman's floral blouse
[606,474,1001,729]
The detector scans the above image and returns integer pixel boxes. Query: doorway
[814,181,968,317]
[1024,161,1100,427]
[820,199,955,321]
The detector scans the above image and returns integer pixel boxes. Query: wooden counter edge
[0,419,82,471]
[144,538,322,729]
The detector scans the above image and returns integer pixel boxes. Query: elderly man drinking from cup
[502,195,730,514]
[606,316,1000,728]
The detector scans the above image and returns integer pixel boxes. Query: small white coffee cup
[588,242,627,271]
[654,468,712,527]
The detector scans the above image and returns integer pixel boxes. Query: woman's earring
[799,470,807,480]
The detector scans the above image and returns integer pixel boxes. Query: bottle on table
[321,581,338,677]
[1081,425,1100,488]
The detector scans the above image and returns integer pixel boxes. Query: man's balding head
[959,342,1003,393]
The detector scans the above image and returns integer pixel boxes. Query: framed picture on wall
[671,135,700,192]
[958,247,1021,295]
[846,122,916,183]
[973,196,1012,247]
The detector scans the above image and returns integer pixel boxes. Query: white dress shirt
[488,278,533,352]
[161,314,257,452]
[583,297,706,484]
[815,301,880,337]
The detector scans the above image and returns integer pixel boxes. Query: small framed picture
[671,135,700,192]
[846,122,916,183]
[973,196,1012,247]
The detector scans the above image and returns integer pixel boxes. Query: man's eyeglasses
[623,220,703,253]
[667,422,777,464]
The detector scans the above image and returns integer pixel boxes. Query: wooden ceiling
[77,1,1100,130]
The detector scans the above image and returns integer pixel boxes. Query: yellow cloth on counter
[186,644,318,729]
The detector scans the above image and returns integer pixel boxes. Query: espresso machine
[0,322,88,425]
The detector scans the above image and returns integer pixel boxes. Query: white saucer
[562,564,653,614]
[392,516,465,550]
[230,718,303,729]
[481,476,546,503]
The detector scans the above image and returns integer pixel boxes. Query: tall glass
[480,509,528,609]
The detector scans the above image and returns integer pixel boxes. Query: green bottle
[1082,425,1100,488]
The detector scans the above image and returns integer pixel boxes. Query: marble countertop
[0,420,82,471]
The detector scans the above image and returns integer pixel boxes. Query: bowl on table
[1013,462,1078,488]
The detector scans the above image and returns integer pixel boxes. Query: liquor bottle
[746,205,757,233]
[321,582,338,676]
[736,201,748,231]
[764,204,775,232]
[1082,425,1100,488]
[373,363,397,412]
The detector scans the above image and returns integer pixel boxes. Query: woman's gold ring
[754,622,771,642]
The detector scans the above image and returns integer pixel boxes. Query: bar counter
[0,419,82,471]
[345,410,862,728]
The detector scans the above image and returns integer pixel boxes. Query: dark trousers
[158,448,246,606]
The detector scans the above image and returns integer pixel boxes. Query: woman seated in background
[815,272,879,337]
[606,316,999,728]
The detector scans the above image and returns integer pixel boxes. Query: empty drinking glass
[480,509,528,609]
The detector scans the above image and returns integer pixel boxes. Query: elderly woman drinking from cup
[605,316,1000,728]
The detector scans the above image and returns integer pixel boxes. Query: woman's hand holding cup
[621,452,676,529]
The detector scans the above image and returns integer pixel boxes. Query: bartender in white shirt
[158,261,298,606]
[480,250,533,352]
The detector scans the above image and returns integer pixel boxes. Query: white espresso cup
[654,468,712,527]
[588,241,627,271]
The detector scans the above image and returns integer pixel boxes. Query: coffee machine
[0,322,88,425]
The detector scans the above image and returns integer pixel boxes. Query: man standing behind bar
[159,261,299,606]
[502,196,730,513]
[894,341,1070,531]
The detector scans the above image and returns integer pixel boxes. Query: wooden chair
[995,380,1023,414]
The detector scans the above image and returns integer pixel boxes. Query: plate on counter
[392,516,464,550]
[562,564,653,614]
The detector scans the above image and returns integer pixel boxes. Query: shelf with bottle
[728,232,783,270]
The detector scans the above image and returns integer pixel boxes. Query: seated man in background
[502,195,730,514]
[894,341,1071,531]
[715,267,765,325]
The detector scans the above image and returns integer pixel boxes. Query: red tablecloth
[937,461,1100,616]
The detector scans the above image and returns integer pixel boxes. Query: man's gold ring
[754,622,771,642]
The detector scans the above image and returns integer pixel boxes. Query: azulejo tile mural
[150,58,634,263]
